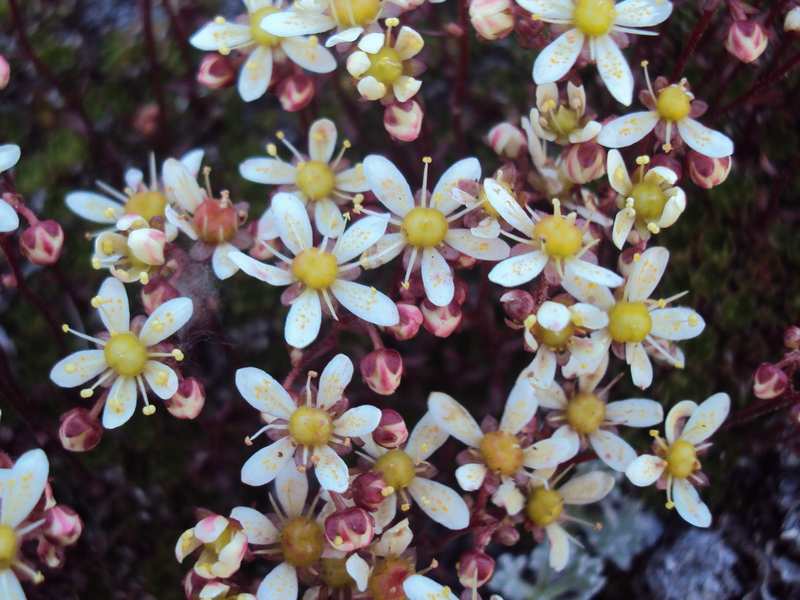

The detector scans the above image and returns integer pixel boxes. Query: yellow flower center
[104,332,148,377]
[250,6,282,47]
[533,215,583,259]
[566,392,606,434]
[656,85,691,122]
[291,248,339,290]
[607,301,652,343]
[479,431,524,476]
[296,160,336,201]
[288,406,333,446]
[572,0,617,37]
[0,525,17,570]
[320,557,355,589]
[330,0,382,27]
[367,47,404,85]
[666,439,697,479]
[550,105,580,136]
[124,191,167,222]
[534,321,575,351]
[630,181,667,222]
[374,449,416,490]
[402,207,449,248]
[280,516,325,568]
[367,556,415,600]
[525,487,564,527]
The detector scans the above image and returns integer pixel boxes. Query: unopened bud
[686,151,732,189]
[58,408,103,452]
[197,53,236,89]
[43,504,83,546]
[192,198,239,244]
[277,72,315,112]
[141,277,180,314]
[324,507,375,552]
[165,377,205,420]
[388,303,424,341]
[360,348,403,396]
[384,100,423,143]
[458,550,495,589]
[753,363,789,400]
[725,20,768,64]
[469,0,514,41]
[500,289,535,322]
[784,325,800,350]
[486,122,527,159]
[421,300,463,338]
[20,219,64,266]
[352,471,390,511]
[373,409,409,449]
[562,141,606,184]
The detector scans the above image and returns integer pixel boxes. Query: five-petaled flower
[529,82,602,145]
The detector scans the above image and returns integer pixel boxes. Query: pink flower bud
[128,228,166,265]
[384,100,424,143]
[784,325,800,350]
[421,300,463,338]
[58,408,103,452]
[458,550,495,589]
[373,409,409,449]
[360,348,403,396]
[43,505,83,546]
[753,363,789,399]
[469,0,514,41]
[193,199,239,244]
[141,277,180,314]
[352,472,390,511]
[486,122,527,159]
[324,507,375,552]
[387,303,424,341]
[0,55,9,90]
[19,219,64,266]
[725,20,768,63]
[133,103,160,138]
[562,141,606,184]
[197,53,236,89]
[494,523,520,546]
[686,150,732,189]
[500,290,534,322]
[166,378,206,420]
[277,72,315,112]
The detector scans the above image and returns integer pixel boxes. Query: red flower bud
[133,103,160,138]
[458,550,495,589]
[352,471,390,511]
[725,20,768,64]
[277,72,315,112]
[785,325,800,350]
[486,122,527,159]
[562,141,606,184]
[43,504,83,546]
[500,290,535,322]
[19,219,64,266]
[686,150,732,189]
[0,55,9,90]
[388,303,424,341]
[58,408,103,452]
[166,377,206,420]
[193,199,239,244]
[373,409,409,449]
[421,300,463,338]
[141,277,181,314]
[324,507,375,552]
[469,0,514,41]
[384,100,424,143]
[753,363,789,400]
[361,349,403,396]
[197,53,236,89]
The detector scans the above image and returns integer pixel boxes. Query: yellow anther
[400,502,411,511]
[276,131,285,139]
[422,156,432,164]
[662,142,673,153]
[62,324,70,333]
[309,35,318,44]
[649,429,660,437]
[80,389,94,399]
[140,272,150,285]
[266,143,278,156]
[143,405,156,416]
[91,258,102,269]
[665,500,675,509]
[385,17,400,27]
[647,222,660,234]
[342,140,352,148]
[219,45,231,56]
[381,486,395,497]
[635,155,650,166]
[641,60,649,67]
[633,252,641,262]
[244,436,253,446]
[172,349,185,361]
[90,295,106,308]
[523,314,537,330]
[334,535,344,545]
[214,16,226,24]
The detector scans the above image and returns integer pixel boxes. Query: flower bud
[421,300,463,338]
[500,290,534,322]
[562,141,605,184]
[19,219,64,266]
[133,103,160,137]
[784,325,800,350]
[388,303,424,341]
[384,100,423,143]
[486,122,527,159]
[43,505,83,546]
[786,7,800,32]
[193,199,239,243]
[458,550,495,589]
[0,55,9,90]
[753,363,789,399]
[469,0,514,41]
[58,408,103,452]
[197,53,236,89]
[360,348,403,396]
[725,20,768,63]
[352,471,390,511]
[324,507,375,552]
[277,72,315,112]
[686,150,732,189]
[128,227,166,265]
[141,277,180,314]
[166,378,206,420]
[373,409,409,449]
[36,539,65,569]
[494,523,520,546]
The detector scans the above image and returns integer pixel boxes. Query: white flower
[346,19,424,103]
[189,0,336,102]
[518,0,673,105]
[529,82,602,145]
[428,382,572,515]
[0,144,21,233]
[626,392,730,527]
[562,246,705,389]
[239,118,368,238]
[606,150,685,249]
[597,68,734,157]
[483,180,623,289]
[0,448,49,598]
[229,192,398,348]
[237,354,382,492]
[49,277,193,429]
[534,355,664,471]
[91,226,167,285]
[360,155,510,307]
[359,412,471,530]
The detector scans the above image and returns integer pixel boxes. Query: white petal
[677,118,734,159]
[499,378,539,434]
[615,0,674,27]
[563,334,609,378]
[333,215,389,263]
[360,232,406,269]
[605,398,663,427]
[285,289,322,349]
[238,46,273,102]
[335,165,369,193]
[394,26,425,60]
[179,148,205,177]
[0,571,25,600]
[492,478,526,515]
[357,76,387,100]
[0,448,49,527]
[257,562,298,600]
[272,192,313,255]
[50,350,108,388]
[532,381,567,410]
[658,187,686,228]
[672,478,711,528]
[312,444,349,492]
[483,178,534,233]
[589,429,637,472]
[307,118,337,163]
[229,250,294,286]
[570,303,609,329]
[211,242,239,280]
[523,347,557,388]
[230,506,280,545]
[545,523,570,571]
[523,437,572,469]
[430,157,481,216]
[405,411,449,463]
[96,277,131,333]
[625,453,667,486]
[235,367,296,418]
[0,144,21,172]
[372,518,412,556]
[606,149,632,194]
[163,158,204,213]
[357,31,385,53]
[538,301,571,330]
[613,207,636,249]
[559,471,615,505]
[190,21,252,50]
[624,246,669,301]
[665,399,698,444]
[561,273,615,309]
[455,463,487,491]
[596,111,660,149]
[261,11,337,36]
[533,28,584,84]
[363,155,413,216]
[326,26,363,47]
[421,248,454,307]
[346,50,371,77]
[514,0,573,19]
[239,157,296,185]
[565,258,624,287]
[65,191,123,224]
[139,297,193,346]
[241,438,296,487]
[551,424,581,458]
[650,307,705,341]
[143,360,179,400]
[0,199,19,233]
[427,391,483,447]
[276,459,309,518]
[393,75,422,102]
[679,392,730,444]
[403,575,459,600]
[627,342,653,389]
[334,405,382,437]
[408,477,469,530]
[102,376,138,429]
[489,250,548,287]
[445,229,509,261]
[313,197,346,238]
[330,279,399,326]
[595,34,634,106]
[315,354,353,410]
[346,553,370,592]
[282,36,337,73]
